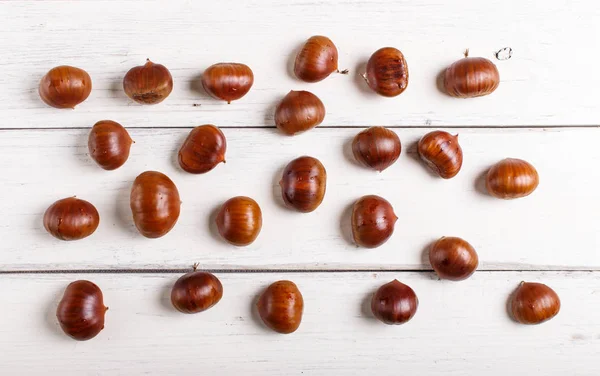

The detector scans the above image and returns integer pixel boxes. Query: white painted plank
[0,0,599,128]
[1,127,598,271]
[0,271,597,375]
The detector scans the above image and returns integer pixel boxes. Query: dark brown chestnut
[417,131,462,179]
[171,269,223,314]
[351,195,397,248]
[39,66,92,109]
[56,280,107,341]
[216,196,262,246]
[363,47,409,97]
[43,197,100,241]
[178,125,227,174]
[444,51,499,98]
[88,120,133,170]
[486,158,539,199]
[429,237,478,281]
[201,63,254,103]
[123,59,173,104]
[130,171,181,238]
[274,90,325,136]
[352,126,401,172]
[294,35,339,83]
[257,280,303,334]
[510,282,560,324]
[371,279,418,325]
[279,156,327,212]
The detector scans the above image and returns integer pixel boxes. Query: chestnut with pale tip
[510,282,560,324]
[201,63,254,103]
[352,126,401,172]
[486,158,539,199]
[43,197,100,241]
[429,237,478,281]
[56,280,107,341]
[171,268,223,314]
[216,196,262,246]
[257,280,304,334]
[275,90,325,135]
[178,125,227,174]
[351,195,397,248]
[417,131,462,179]
[294,35,341,82]
[39,65,92,109]
[444,50,499,98]
[88,120,133,170]
[280,156,327,212]
[363,47,409,97]
[123,59,173,104]
[371,279,418,325]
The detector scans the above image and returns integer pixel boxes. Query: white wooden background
[1,0,599,375]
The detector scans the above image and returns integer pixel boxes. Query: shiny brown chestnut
[39,66,92,109]
[429,237,478,281]
[88,120,133,170]
[486,158,539,199]
[43,197,100,241]
[352,126,401,172]
[510,282,560,324]
[130,171,181,238]
[275,90,325,135]
[444,51,499,98]
[371,279,418,325]
[417,131,463,179]
[123,59,173,104]
[201,63,254,103]
[216,196,262,246]
[56,280,107,341]
[171,269,223,314]
[279,156,327,212]
[178,125,227,174]
[351,195,397,248]
[257,280,304,334]
[294,35,339,83]
[363,47,409,97]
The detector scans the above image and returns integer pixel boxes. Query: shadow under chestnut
[339,201,357,247]
[474,168,491,196]
[45,287,71,340]
[114,178,138,236]
[271,164,287,210]
[342,136,363,168]
[208,204,223,243]
[420,240,440,280]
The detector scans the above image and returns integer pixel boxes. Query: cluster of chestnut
[41,35,557,341]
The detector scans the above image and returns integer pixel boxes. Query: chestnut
[486,158,539,199]
[510,282,560,324]
[56,280,107,341]
[178,125,227,174]
[363,47,409,97]
[43,197,100,241]
[39,65,92,109]
[351,195,397,248]
[294,35,339,83]
[429,237,478,281]
[130,171,181,238]
[352,126,401,172]
[201,63,254,103]
[279,156,327,213]
[444,51,499,98]
[371,279,418,325]
[123,59,173,104]
[171,269,223,314]
[88,120,133,170]
[275,90,325,136]
[216,196,262,246]
[417,131,462,179]
[257,280,303,334]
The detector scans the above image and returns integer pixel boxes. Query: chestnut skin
[352,126,401,172]
[123,59,173,104]
[130,171,181,238]
[364,47,409,97]
[429,237,478,281]
[417,131,462,179]
[216,196,262,246]
[351,195,397,248]
[257,280,304,334]
[43,197,100,241]
[280,156,327,212]
[294,35,339,83]
[88,120,133,170]
[510,282,560,324]
[171,270,223,314]
[275,90,325,136]
[39,65,92,109]
[56,280,107,341]
[444,53,499,98]
[371,279,418,325]
[486,158,539,199]
[202,63,254,103]
[178,125,227,174]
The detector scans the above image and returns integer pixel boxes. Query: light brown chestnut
[417,131,463,179]
[201,63,254,103]
[257,280,304,334]
[123,59,173,104]
[352,126,401,172]
[351,195,397,248]
[39,66,92,109]
[444,51,500,98]
[429,237,478,281]
[510,282,560,324]
[178,125,227,174]
[371,279,418,325]
[363,47,409,97]
[56,280,107,341]
[171,269,223,314]
[280,156,327,212]
[294,35,339,82]
[43,197,100,241]
[130,171,181,238]
[88,120,133,170]
[275,90,325,135]
[216,196,262,246]
[486,158,539,199]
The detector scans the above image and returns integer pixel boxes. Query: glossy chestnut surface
[417,131,462,179]
[429,237,478,281]
[171,271,223,314]
[88,120,133,170]
[294,35,338,82]
[123,59,173,104]
[371,279,418,325]
[39,65,92,109]
[202,63,254,103]
[510,282,560,324]
[274,90,325,135]
[280,156,327,212]
[43,197,100,241]
[216,196,262,246]
[486,158,539,199]
[444,54,500,98]
[257,280,304,334]
[364,47,409,97]
[56,280,107,341]
[130,171,181,238]
[352,126,401,172]
[178,125,227,174]
[351,195,397,248]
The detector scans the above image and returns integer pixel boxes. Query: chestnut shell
[178,125,227,174]
[352,126,401,172]
[294,35,338,83]
[417,131,462,179]
[215,196,262,246]
[371,279,418,325]
[429,237,478,281]
[88,120,133,170]
[351,195,397,248]
[257,280,304,334]
[43,197,100,241]
[510,282,560,324]
[171,271,223,314]
[279,156,327,213]
[39,65,92,109]
[56,280,107,341]
[444,56,499,98]
[364,47,409,97]
[201,63,254,103]
[123,60,173,104]
[486,158,539,199]
[274,90,325,135]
